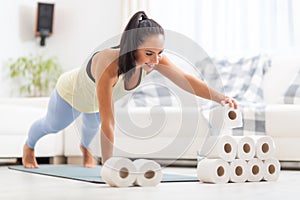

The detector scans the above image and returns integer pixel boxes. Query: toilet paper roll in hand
[250,136,276,160]
[101,157,137,187]
[229,159,248,183]
[247,158,265,182]
[234,136,255,160]
[263,157,281,181]
[133,159,162,187]
[206,135,238,162]
[209,104,243,130]
[197,158,230,184]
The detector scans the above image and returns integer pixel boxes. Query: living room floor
[1,165,299,200]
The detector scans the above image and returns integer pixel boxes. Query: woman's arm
[155,55,238,108]
[96,70,115,164]
[93,50,119,164]
[93,50,119,165]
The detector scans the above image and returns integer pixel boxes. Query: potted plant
[8,54,63,97]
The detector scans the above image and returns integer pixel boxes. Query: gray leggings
[26,89,101,149]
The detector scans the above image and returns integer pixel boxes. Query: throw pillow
[197,54,271,103]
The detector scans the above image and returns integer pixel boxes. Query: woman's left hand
[220,96,238,109]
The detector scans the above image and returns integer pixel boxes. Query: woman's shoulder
[94,48,119,61]
[91,48,119,82]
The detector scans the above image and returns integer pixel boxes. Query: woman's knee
[40,113,74,133]
[82,113,101,129]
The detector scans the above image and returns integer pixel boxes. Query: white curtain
[122,0,299,58]
[193,0,297,58]
[120,0,150,29]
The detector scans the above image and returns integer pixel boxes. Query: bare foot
[22,144,39,168]
[80,145,96,168]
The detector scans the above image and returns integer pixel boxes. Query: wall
[0,0,122,97]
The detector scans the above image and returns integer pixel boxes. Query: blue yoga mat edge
[8,164,199,183]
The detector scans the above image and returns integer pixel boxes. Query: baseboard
[66,156,101,165]
[280,161,300,170]
[66,156,83,165]
[50,156,67,164]
[0,158,18,165]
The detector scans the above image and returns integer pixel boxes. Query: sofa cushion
[265,104,300,137]
[0,104,45,135]
[283,69,300,104]
[211,55,271,103]
[271,137,300,161]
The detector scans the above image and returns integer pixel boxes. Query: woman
[22,11,238,168]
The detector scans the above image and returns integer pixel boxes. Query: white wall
[0,0,123,97]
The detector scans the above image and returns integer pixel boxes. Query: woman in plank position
[22,11,238,168]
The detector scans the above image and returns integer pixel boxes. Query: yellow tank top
[113,69,147,102]
[56,67,147,113]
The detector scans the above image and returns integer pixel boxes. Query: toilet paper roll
[101,157,137,187]
[197,158,230,184]
[206,135,238,162]
[209,104,243,130]
[247,158,265,182]
[229,159,248,183]
[250,136,276,160]
[234,136,255,160]
[133,159,162,187]
[263,157,281,181]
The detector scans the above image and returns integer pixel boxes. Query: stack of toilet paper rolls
[197,135,281,184]
[101,157,163,187]
[197,105,281,184]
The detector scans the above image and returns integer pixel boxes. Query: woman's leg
[80,112,101,167]
[81,112,101,148]
[23,90,81,168]
[26,90,81,148]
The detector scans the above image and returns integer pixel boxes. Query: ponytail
[118,11,164,82]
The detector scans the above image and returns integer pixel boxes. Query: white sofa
[1,53,299,166]
[263,53,300,162]
[0,98,63,160]
[64,53,300,164]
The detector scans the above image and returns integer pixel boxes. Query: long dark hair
[118,11,165,82]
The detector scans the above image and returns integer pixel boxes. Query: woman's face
[135,34,165,73]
